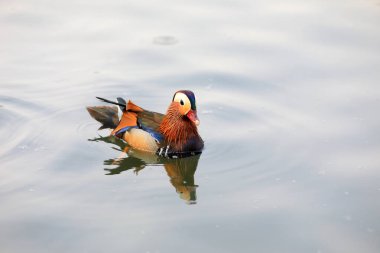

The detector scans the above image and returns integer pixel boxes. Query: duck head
[160,90,204,153]
[172,90,200,126]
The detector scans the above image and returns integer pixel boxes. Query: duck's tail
[86,105,119,130]
[86,97,127,130]
[87,96,145,133]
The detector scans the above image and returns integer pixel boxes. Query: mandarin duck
[87,90,204,157]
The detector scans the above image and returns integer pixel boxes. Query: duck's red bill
[186,110,200,126]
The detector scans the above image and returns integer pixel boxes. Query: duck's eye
[180,99,184,106]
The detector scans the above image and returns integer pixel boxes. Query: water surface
[1,0,380,252]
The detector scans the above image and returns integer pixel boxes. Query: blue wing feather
[115,122,164,143]
[115,126,138,136]
[140,125,164,143]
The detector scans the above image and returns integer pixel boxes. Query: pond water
[1,0,380,252]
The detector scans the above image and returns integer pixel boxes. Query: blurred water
[1,0,380,252]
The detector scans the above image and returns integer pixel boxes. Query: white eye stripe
[174,93,190,105]
[173,92,191,114]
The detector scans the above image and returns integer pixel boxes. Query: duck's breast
[183,135,204,152]
[123,128,159,152]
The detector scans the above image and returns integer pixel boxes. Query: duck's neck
[159,104,201,152]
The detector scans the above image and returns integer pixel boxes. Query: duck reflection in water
[89,135,201,204]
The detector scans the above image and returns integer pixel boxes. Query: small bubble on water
[153,36,178,45]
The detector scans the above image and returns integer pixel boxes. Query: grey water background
[1,0,380,252]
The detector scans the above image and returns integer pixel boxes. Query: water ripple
[0,96,52,160]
